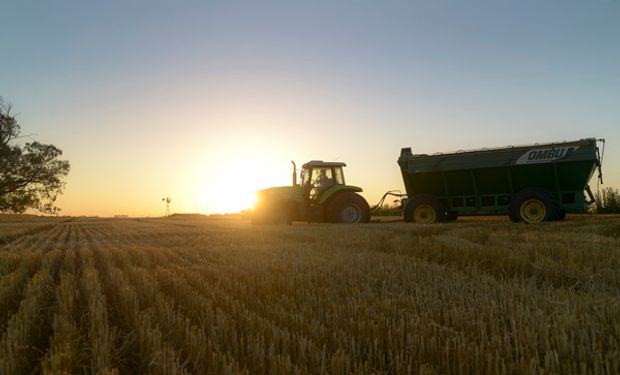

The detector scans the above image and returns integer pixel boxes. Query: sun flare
[193,156,289,214]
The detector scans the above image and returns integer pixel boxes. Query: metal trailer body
[397,138,603,222]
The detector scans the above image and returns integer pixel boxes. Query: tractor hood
[256,186,297,195]
[255,186,304,206]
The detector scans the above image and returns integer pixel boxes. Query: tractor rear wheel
[509,188,558,223]
[326,192,370,223]
[404,195,446,223]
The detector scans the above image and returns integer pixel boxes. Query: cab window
[301,169,310,186]
[310,167,334,188]
[333,167,345,185]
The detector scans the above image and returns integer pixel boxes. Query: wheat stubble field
[0,215,618,374]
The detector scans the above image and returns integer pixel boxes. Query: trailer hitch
[371,190,407,212]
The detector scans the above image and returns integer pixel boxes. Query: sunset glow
[1,1,618,217]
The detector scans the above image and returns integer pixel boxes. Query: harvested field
[0,216,619,374]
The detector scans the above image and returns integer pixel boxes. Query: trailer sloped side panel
[398,138,600,216]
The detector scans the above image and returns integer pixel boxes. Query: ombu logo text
[516,146,579,165]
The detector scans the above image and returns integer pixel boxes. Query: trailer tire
[404,195,446,223]
[509,188,557,223]
[326,192,370,223]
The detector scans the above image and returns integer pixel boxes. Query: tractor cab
[298,161,347,200]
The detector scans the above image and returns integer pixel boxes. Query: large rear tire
[404,195,446,223]
[326,192,370,223]
[509,188,558,223]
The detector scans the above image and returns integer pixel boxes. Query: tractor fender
[318,185,363,205]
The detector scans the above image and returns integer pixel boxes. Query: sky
[1,0,619,216]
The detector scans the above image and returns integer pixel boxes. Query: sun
[193,156,288,215]
[203,182,258,214]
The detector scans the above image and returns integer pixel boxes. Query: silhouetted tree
[0,98,70,214]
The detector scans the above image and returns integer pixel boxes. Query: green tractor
[252,161,370,224]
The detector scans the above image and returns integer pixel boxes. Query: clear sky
[1,0,619,216]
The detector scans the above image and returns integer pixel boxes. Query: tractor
[252,161,370,224]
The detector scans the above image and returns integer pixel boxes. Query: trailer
[397,138,604,223]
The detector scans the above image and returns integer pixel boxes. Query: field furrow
[42,248,82,374]
[104,263,189,375]
[94,239,249,374]
[0,251,44,325]
[79,248,118,373]
[340,223,620,293]
[0,249,61,374]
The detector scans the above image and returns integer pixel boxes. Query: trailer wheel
[509,188,557,223]
[326,192,370,223]
[404,195,446,223]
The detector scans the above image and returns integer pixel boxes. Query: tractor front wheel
[326,192,370,223]
[251,203,293,225]
[250,210,270,225]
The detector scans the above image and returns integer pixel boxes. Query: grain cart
[252,161,370,224]
[397,138,604,223]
